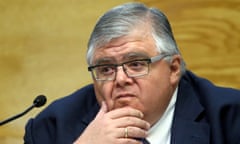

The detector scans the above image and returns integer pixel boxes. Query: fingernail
[146,122,151,129]
[139,111,144,118]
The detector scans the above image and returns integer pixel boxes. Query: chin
[113,99,144,111]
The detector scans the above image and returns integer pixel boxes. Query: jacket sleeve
[24,119,34,144]
[23,117,55,144]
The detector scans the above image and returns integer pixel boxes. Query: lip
[114,93,136,100]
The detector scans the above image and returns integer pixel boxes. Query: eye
[96,65,115,75]
[126,60,148,71]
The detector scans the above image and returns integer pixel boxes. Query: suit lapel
[171,76,210,144]
[71,96,100,141]
[81,103,100,126]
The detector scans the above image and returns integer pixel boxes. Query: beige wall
[0,0,239,143]
[0,0,132,143]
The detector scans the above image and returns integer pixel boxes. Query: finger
[121,127,148,139]
[117,138,142,144]
[114,127,148,139]
[115,117,150,130]
[101,101,108,113]
[107,107,144,119]
[95,101,108,119]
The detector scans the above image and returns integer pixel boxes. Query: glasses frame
[88,53,170,81]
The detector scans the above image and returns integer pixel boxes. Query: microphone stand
[0,95,46,126]
[0,104,35,126]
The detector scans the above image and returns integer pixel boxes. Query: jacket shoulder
[40,84,97,118]
[24,84,98,144]
[183,71,240,106]
[182,71,240,143]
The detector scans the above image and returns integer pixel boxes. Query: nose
[115,66,133,86]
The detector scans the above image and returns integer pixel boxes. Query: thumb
[95,101,108,119]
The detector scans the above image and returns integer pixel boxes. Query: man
[24,2,240,144]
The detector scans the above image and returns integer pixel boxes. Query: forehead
[92,31,158,64]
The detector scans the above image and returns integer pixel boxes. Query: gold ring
[124,127,128,138]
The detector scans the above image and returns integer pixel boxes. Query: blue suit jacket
[24,71,240,144]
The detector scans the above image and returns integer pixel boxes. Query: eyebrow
[122,52,149,60]
[94,52,150,65]
[94,57,117,65]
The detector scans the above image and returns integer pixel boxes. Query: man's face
[91,28,181,125]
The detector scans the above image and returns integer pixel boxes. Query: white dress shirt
[146,87,178,144]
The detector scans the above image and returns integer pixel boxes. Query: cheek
[140,66,172,106]
[140,75,171,103]
[147,65,172,90]
[94,82,114,108]
[139,75,173,123]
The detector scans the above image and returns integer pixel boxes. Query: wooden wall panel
[0,1,130,143]
[137,0,240,88]
[0,0,239,143]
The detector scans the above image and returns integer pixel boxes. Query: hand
[73,101,150,144]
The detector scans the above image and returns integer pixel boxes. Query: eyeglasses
[88,53,170,81]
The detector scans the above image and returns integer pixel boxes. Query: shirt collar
[147,87,178,144]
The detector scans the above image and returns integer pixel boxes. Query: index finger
[106,107,144,119]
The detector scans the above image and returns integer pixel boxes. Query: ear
[169,55,182,85]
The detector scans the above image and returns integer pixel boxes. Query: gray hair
[86,2,186,75]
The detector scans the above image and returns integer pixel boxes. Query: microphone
[0,95,47,126]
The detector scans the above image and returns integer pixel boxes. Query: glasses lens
[124,60,149,77]
[93,65,115,80]
[91,59,150,81]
